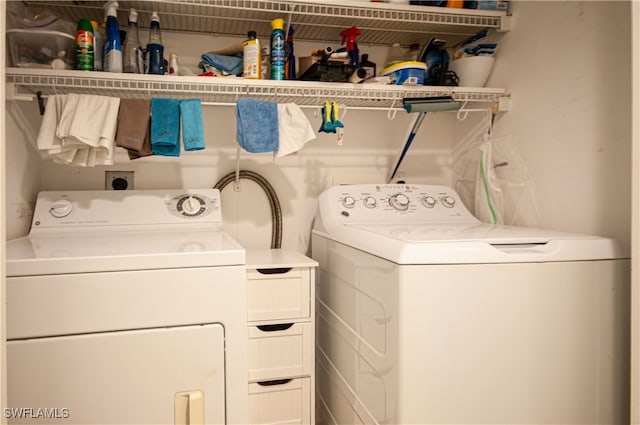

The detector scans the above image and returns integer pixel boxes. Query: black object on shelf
[298,62,355,82]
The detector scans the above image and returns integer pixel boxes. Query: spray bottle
[146,12,164,75]
[123,9,142,73]
[103,1,122,73]
[90,20,103,70]
[270,18,285,80]
[76,18,94,71]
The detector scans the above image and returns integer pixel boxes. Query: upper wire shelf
[6,68,507,110]
[21,0,509,47]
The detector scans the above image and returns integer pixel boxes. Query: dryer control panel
[318,184,479,225]
[31,189,222,230]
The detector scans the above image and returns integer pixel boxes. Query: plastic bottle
[261,47,269,80]
[146,11,164,75]
[103,1,123,73]
[123,8,142,73]
[76,18,94,71]
[243,30,261,79]
[90,20,103,70]
[168,53,179,75]
[270,18,285,80]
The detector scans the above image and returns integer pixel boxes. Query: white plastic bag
[453,113,540,227]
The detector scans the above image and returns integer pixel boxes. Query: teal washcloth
[151,98,181,156]
[180,99,205,151]
[236,98,279,153]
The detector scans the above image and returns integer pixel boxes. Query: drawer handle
[257,323,294,332]
[256,267,292,275]
[257,378,292,387]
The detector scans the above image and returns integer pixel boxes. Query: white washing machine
[312,184,630,425]
[5,189,247,425]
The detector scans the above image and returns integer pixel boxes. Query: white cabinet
[246,249,317,425]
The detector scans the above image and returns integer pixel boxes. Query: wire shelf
[6,69,507,110]
[22,0,507,46]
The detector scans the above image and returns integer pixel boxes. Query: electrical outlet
[105,171,134,190]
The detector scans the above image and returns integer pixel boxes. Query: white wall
[488,1,631,252]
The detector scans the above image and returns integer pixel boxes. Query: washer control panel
[320,184,476,223]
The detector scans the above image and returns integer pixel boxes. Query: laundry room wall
[2,1,632,257]
[485,0,631,252]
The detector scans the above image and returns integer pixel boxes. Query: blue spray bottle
[103,1,123,73]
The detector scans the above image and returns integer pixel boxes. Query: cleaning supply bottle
[243,30,261,79]
[76,18,94,71]
[103,1,123,73]
[91,20,105,71]
[168,53,179,75]
[270,18,285,80]
[123,8,142,73]
[146,11,164,75]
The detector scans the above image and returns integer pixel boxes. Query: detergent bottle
[103,1,122,73]
[146,11,164,74]
[270,18,285,80]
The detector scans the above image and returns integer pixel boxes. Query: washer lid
[6,228,245,276]
[314,222,623,264]
[312,184,625,264]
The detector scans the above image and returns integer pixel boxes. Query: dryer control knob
[342,196,356,209]
[422,196,437,208]
[177,195,205,216]
[49,199,73,218]
[389,193,410,211]
[363,196,377,209]
[442,195,456,208]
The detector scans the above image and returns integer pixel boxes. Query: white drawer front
[249,377,311,425]
[247,268,310,322]
[248,322,313,382]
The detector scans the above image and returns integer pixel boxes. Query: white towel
[276,103,316,158]
[54,94,121,166]
[37,95,70,154]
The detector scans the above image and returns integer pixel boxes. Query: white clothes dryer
[312,184,630,425]
[6,189,247,425]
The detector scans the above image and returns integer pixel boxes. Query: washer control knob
[363,196,377,209]
[422,196,437,208]
[49,199,73,218]
[441,195,456,208]
[389,193,410,211]
[342,196,356,209]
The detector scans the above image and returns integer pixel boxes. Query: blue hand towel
[201,53,243,75]
[236,98,279,153]
[180,99,205,151]
[151,98,181,157]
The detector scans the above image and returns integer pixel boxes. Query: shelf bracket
[498,15,513,32]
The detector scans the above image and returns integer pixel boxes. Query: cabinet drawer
[247,268,310,322]
[248,322,313,382]
[249,377,311,425]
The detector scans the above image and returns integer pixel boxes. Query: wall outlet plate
[105,171,134,190]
